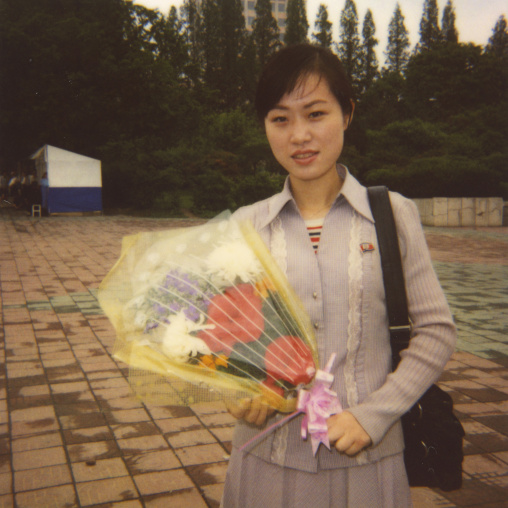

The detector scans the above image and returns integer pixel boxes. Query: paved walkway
[0,209,506,508]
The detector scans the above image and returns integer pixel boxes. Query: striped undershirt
[305,218,324,252]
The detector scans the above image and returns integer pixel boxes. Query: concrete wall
[413,197,504,227]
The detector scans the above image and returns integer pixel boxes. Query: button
[313,292,318,299]
[313,322,319,330]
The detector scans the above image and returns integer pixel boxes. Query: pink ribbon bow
[239,354,342,456]
[297,353,342,455]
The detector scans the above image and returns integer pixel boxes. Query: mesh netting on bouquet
[98,213,320,413]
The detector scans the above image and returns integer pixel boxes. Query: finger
[326,415,343,444]
[334,435,371,456]
[254,401,270,427]
[334,435,353,454]
[245,397,272,426]
[244,397,263,425]
[226,398,251,419]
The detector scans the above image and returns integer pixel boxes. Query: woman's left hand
[327,411,372,456]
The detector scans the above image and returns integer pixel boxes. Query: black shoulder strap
[367,186,411,370]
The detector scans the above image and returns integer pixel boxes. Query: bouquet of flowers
[98,213,320,413]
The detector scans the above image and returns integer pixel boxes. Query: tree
[405,42,506,120]
[486,15,508,61]
[152,6,188,76]
[336,0,362,91]
[385,3,410,74]
[284,0,309,45]
[418,0,441,50]
[361,9,378,92]
[312,4,332,48]
[0,0,140,160]
[441,0,458,43]
[180,0,203,83]
[218,0,247,108]
[252,0,281,70]
[201,0,222,91]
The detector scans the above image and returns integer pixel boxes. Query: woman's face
[264,74,349,186]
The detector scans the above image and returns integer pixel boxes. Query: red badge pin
[360,243,375,252]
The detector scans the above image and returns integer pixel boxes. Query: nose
[289,117,311,145]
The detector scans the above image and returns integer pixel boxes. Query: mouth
[291,151,318,161]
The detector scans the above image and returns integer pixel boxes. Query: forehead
[276,74,335,107]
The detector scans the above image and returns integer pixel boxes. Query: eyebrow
[271,99,328,111]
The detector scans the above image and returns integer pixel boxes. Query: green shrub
[235,170,286,208]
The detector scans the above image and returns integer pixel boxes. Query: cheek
[266,129,285,155]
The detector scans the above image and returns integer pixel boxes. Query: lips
[291,150,318,165]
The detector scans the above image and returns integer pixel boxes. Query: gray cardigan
[231,165,456,473]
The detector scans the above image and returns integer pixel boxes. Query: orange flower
[198,354,228,371]
[215,354,228,368]
[198,355,216,370]
[255,277,276,298]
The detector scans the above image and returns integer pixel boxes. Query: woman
[222,44,456,507]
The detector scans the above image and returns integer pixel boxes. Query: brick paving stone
[0,472,11,495]
[144,488,208,508]
[14,464,72,491]
[133,469,194,496]
[124,449,181,474]
[76,476,137,506]
[10,418,59,438]
[167,429,218,448]
[101,501,143,508]
[11,432,62,452]
[175,443,229,467]
[144,405,195,420]
[186,462,229,486]
[199,412,237,427]
[58,411,107,430]
[208,425,234,444]
[99,396,144,410]
[15,484,77,508]
[71,457,129,482]
[12,446,67,471]
[63,426,114,445]
[110,422,161,440]
[0,455,10,475]
[155,416,203,435]
[117,435,169,455]
[67,440,121,463]
[202,483,225,508]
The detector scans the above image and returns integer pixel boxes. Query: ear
[345,100,355,130]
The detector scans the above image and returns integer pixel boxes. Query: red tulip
[198,284,264,355]
[265,336,316,386]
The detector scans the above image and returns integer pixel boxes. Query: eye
[309,110,325,119]
[270,115,287,124]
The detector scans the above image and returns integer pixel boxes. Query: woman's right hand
[225,397,275,426]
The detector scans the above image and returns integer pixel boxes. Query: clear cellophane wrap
[98,213,318,413]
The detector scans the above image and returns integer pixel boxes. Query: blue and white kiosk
[31,145,102,215]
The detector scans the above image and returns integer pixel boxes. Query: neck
[290,171,344,220]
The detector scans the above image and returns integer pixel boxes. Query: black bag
[368,186,465,492]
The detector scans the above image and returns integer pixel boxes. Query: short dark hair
[254,44,355,122]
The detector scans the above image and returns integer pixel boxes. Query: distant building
[241,0,287,33]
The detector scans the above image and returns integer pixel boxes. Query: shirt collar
[258,164,374,230]
[338,165,374,223]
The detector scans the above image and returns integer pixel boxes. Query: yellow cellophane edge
[98,213,316,413]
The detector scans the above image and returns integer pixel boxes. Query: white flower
[161,312,214,362]
[134,311,148,328]
[126,295,145,310]
[205,240,262,283]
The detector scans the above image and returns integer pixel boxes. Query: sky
[135,0,507,62]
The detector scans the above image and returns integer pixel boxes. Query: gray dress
[221,166,456,507]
